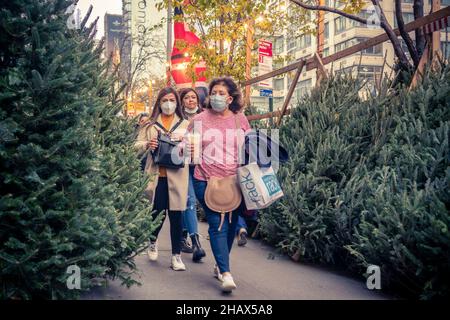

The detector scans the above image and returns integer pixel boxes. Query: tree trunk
[372,0,412,71]
[414,0,426,57]
[395,0,419,67]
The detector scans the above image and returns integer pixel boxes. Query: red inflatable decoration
[170,5,207,91]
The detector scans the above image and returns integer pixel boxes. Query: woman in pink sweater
[188,77,251,293]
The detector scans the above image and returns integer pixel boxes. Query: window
[394,12,415,28]
[362,39,382,55]
[351,10,382,28]
[323,47,330,57]
[334,16,346,34]
[287,35,297,51]
[363,45,382,55]
[442,41,450,59]
[335,38,358,52]
[274,78,284,91]
[298,34,311,49]
[296,79,312,100]
[336,65,382,83]
[274,37,284,55]
[357,66,382,82]
[274,60,284,70]
[335,38,382,56]
[324,22,329,40]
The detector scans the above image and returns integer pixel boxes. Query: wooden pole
[276,60,305,126]
[314,52,328,83]
[432,0,442,57]
[409,41,430,90]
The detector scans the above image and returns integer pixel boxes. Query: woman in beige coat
[135,87,190,271]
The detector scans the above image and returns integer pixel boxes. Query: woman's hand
[147,137,158,151]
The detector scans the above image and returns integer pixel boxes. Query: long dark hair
[204,77,244,114]
[179,88,203,114]
[150,87,184,120]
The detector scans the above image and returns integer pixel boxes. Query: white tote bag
[238,162,284,210]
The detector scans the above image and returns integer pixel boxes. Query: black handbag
[243,129,289,168]
[151,119,185,169]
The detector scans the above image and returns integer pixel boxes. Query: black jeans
[152,177,182,255]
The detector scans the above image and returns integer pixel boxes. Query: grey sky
[76,0,122,38]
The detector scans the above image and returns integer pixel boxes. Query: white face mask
[185,106,199,114]
[161,101,176,115]
[210,95,228,112]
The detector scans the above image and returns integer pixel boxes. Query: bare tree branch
[196,18,206,38]
[80,4,93,31]
[86,16,99,39]
[289,0,369,25]
[119,28,165,99]
[370,0,411,70]
[395,0,419,66]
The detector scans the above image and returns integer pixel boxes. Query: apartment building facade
[251,0,450,111]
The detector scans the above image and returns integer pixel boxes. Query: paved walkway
[83,221,389,300]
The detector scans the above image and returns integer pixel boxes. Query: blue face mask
[210,95,228,112]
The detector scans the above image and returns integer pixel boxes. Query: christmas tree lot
[0,0,161,299]
[260,65,450,299]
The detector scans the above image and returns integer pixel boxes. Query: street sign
[258,39,273,89]
[260,89,273,97]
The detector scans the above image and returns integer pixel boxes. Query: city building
[250,0,450,112]
[122,0,167,82]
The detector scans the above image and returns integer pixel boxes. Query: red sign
[258,40,273,57]
[258,39,273,89]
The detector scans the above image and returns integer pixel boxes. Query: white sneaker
[222,275,237,293]
[213,265,223,282]
[171,254,186,271]
[147,241,158,261]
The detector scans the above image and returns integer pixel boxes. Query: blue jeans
[183,167,198,236]
[193,177,244,274]
[235,216,248,236]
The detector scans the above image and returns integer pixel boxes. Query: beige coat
[135,114,190,211]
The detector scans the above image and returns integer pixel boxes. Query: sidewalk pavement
[82,220,390,300]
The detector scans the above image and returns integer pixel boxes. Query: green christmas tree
[0,0,159,299]
[260,75,384,266]
[259,65,450,299]
[345,64,450,299]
